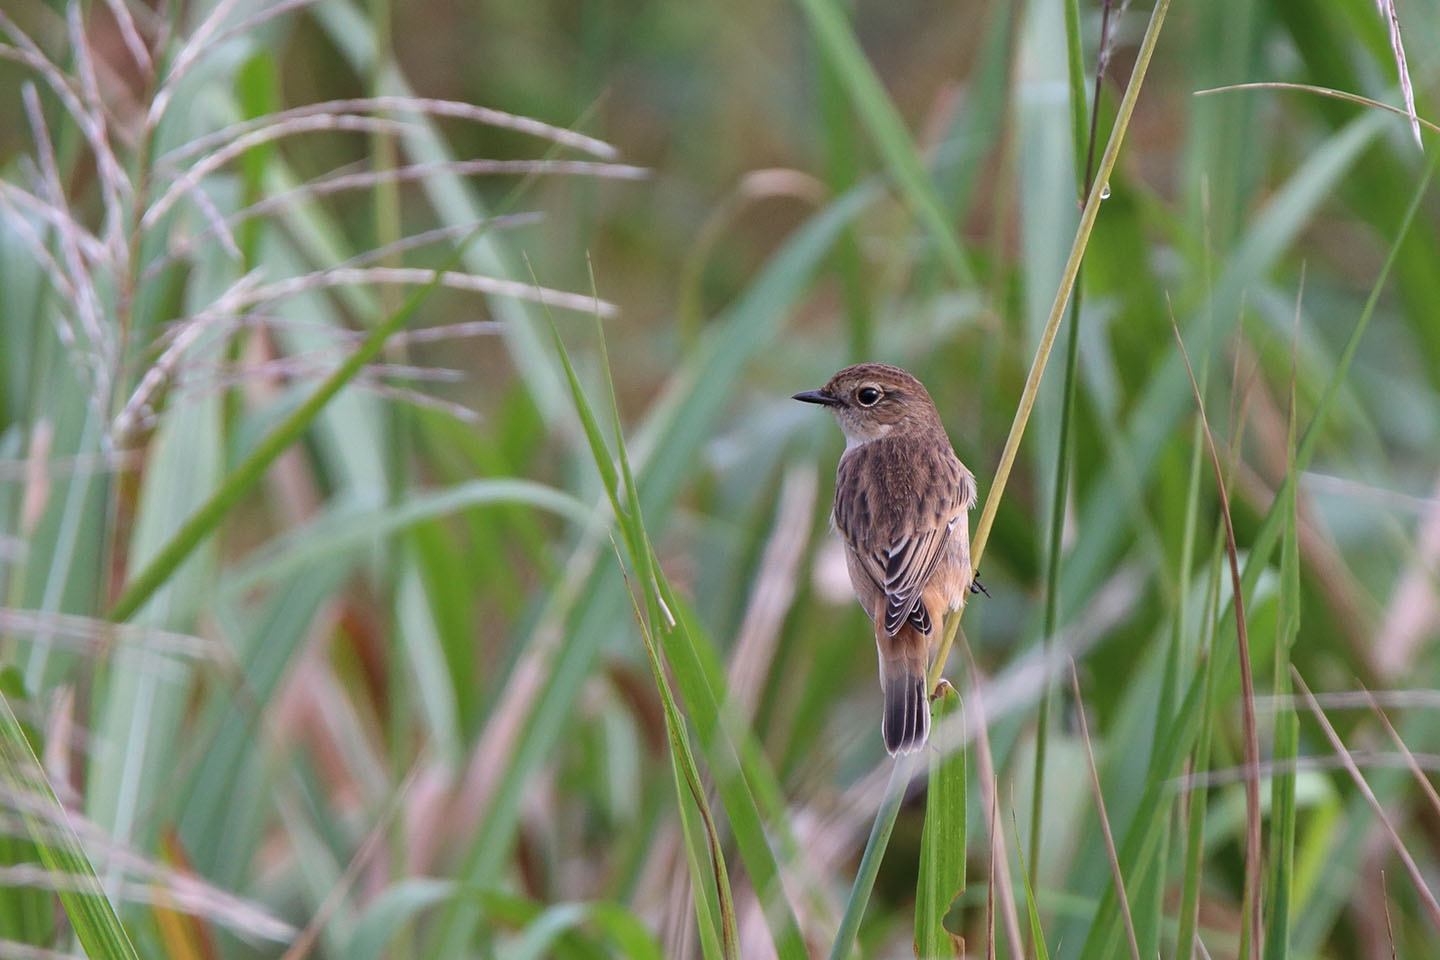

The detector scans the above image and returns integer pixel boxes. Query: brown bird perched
[795,363,977,755]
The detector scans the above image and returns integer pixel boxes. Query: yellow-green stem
[928,0,1170,693]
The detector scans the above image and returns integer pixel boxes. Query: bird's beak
[792,389,841,407]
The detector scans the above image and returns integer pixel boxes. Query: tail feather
[880,654,930,755]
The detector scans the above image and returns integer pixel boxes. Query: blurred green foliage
[1,0,1439,957]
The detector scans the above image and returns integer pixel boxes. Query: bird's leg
[969,571,991,598]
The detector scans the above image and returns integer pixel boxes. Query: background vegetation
[1,0,1439,957]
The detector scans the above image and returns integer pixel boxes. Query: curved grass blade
[1012,813,1051,960]
[558,318,742,956]
[826,755,915,960]
[616,555,739,960]
[1194,82,1440,138]
[568,294,743,957]
[792,0,973,286]
[222,478,595,596]
[600,343,810,954]
[0,694,141,959]
[538,298,777,959]
[593,326,811,957]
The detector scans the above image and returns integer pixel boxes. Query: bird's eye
[856,386,882,406]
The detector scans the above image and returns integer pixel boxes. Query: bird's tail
[879,628,931,756]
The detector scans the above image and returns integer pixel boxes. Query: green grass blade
[1262,593,1299,959]
[827,755,916,960]
[1263,294,1304,960]
[533,305,748,957]
[1031,0,1106,885]
[0,677,51,944]
[1077,657,1208,959]
[1154,326,1212,960]
[1013,814,1052,960]
[1029,105,1088,937]
[348,879,457,960]
[0,694,141,959]
[223,478,595,597]
[915,683,966,959]
[87,377,222,895]
[653,654,741,960]
[588,301,809,960]
[673,750,731,960]
[614,531,740,960]
[1172,304,1264,959]
[815,17,874,359]
[177,565,349,885]
[792,0,973,286]
[1176,545,1225,960]
[20,403,106,691]
[1062,0,1089,191]
[654,580,830,949]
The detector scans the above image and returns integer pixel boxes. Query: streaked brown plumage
[795,363,976,755]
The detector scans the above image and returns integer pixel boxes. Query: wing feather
[835,438,972,638]
[879,521,954,635]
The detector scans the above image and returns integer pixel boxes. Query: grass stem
[929,0,1171,691]
[825,755,915,960]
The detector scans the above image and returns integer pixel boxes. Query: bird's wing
[836,443,973,637]
[876,520,954,636]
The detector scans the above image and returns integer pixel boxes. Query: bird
[794,363,977,755]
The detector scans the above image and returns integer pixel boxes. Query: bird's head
[793,362,942,448]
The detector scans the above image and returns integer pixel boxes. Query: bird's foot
[969,572,991,598]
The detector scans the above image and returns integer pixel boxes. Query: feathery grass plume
[1371,0,1422,148]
